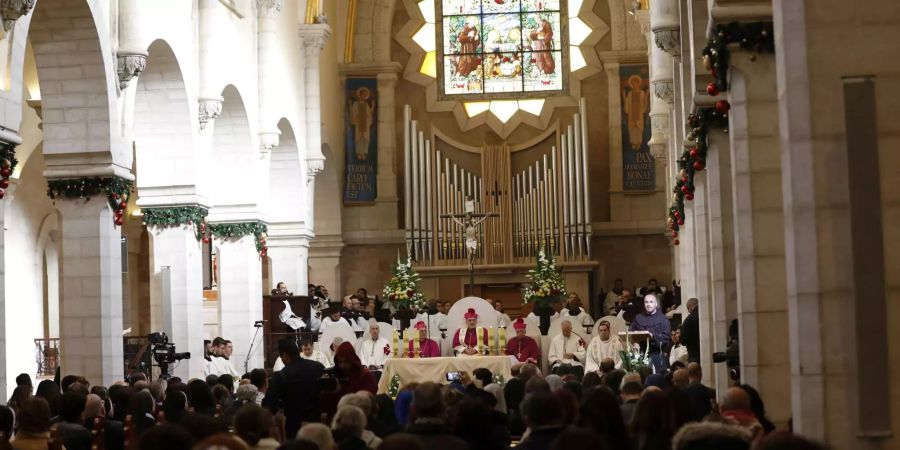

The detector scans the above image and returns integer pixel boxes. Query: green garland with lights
[47,177,133,226]
[209,221,268,256]
[387,374,401,399]
[0,141,18,199]
[142,206,209,242]
[701,21,775,96]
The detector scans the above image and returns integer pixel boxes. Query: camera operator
[713,319,741,381]
[263,338,324,439]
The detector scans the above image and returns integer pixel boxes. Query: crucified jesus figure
[450,213,492,269]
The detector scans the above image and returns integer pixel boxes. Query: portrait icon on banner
[344,78,379,204]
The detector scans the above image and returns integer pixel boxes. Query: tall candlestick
[413,336,421,358]
[486,327,493,355]
[392,330,399,358]
[499,327,507,353]
[400,330,407,358]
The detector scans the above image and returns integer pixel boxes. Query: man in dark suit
[263,338,324,438]
[679,298,700,363]
[511,392,566,450]
[406,382,471,450]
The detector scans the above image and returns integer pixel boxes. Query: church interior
[0,0,896,449]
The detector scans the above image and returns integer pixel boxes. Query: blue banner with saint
[343,78,378,203]
[619,65,655,191]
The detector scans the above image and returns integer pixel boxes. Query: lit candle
[486,327,493,355]
[392,330,399,357]
[400,330,407,358]
[499,327,506,353]
[413,335,421,358]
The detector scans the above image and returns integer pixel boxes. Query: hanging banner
[619,65,655,191]
[343,78,378,203]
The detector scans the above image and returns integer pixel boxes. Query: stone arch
[133,39,198,201]
[209,85,256,209]
[34,211,60,341]
[25,0,120,169]
[266,118,305,223]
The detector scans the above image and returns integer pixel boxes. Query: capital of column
[198,96,223,130]
[650,0,680,56]
[1,0,35,31]
[116,51,148,90]
[256,0,282,16]
[652,80,674,104]
[259,131,280,155]
[306,153,325,178]
[648,114,670,161]
[298,24,332,59]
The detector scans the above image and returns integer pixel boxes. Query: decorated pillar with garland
[142,206,209,380]
[210,221,267,372]
[46,176,133,387]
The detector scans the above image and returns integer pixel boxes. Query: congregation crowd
[0,279,826,450]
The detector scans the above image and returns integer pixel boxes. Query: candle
[413,335,421,358]
[400,330,407,358]
[392,330,399,357]
[486,327,493,355]
[499,327,506,353]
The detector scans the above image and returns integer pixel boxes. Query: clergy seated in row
[319,306,359,333]
[505,318,540,364]
[585,320,624,373]
[453,308,489,356]
[274,337,341,371]
[358,319,392,370]
[547,320,586,379]
[560,293,594,331]
[205,337,240,377]
[406,321,441,358]
[628,293,671,373]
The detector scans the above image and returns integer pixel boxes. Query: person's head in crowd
[518,363,539,382]
[0,405,12,439]
[555,387,580,424]
[334,342,364,375]
[138,424,195,450]
[567,292,583,310]
[162,389,188,424]
[130,389,156,420]
[16,398,52,436]
[234,403,275,447]
[671,361,687,371]
[673,368,689,388]
[379,434,425,450]
[278,439,320,450]
[178,412,229,442]
[613,278,624,292]
[525,376,550,394]
[332,405,367,440]
[278,337,301,364]
[645,373,668,390]
[599,357,616,374]
[414,321,428,341]
[236,384,258,404]
[620,289,634,302]
[329,306,342,322]
[83,393,105,423]
[598,321,613,341]
[582,371,602,391]
[604,369,626,396]
[211,384,233,411]
[687,362,703,384]
[472,368,493,388]
[67,382,89,397]
[738,385,773,428]
[349,294,363,311]
[128,372,148,387]
[672,327,681,344]
[193,433,250,450]
[59,391,87,423]
[545,374,565,392]
[411,382,443,420]
[300,339,315,357]
[338,392,374,418]
[16,373,33,391]
[108,383,131,422]
[687,297,699,314]
[308,284,316,296]
[89,386,111,417]
[218,374,235,394]
[671,422,752,450]
[630,389,677,441]
[298,423,337,450]
[61,374,80,392]
[578,386,630,448]
[149,380,167,405]
[644,294,660,315]
[551,428,610,450]
[521,392,563,429]
[223,340,234,359]
[187,380,216,416]
[464,308,478,328]
[621,381,643,403]
[249,368,268,393]
[206,374,219,386]
[647,278,659,291]
[331,337,344,353]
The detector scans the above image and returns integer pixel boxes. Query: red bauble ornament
[682,177,689,184]
[0,179,8,189]
[677,218,685,225]
[686,193,694,201]
[119,200,127,209]
[689,148,699,158]
[113,193,120,199]
[693,161,705,171]
[114,217,124,226]
[673,239,680,245]
[202,237,210,244]
[681,185,690,194]
[672,231,678,238]
[715,100,730,113]
[706,82,719,96]
[0,167,10,178]
[261,249,267,258]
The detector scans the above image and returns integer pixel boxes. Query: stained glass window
[438,0,567,99]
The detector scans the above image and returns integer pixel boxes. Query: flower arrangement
[523,250,567,307]
[382,255,427,311]
[619,334,651,372]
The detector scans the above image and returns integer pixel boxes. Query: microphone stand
[245,321,264,374]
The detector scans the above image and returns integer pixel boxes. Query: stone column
[257,0,283,155]
[56,196,124,386]
[298,24,331,191]
[267,233,311,293]
[727,54,791,426]
[375,70,400,202]
[308,235,344,295]
[689,174,717,387]
[147,225,205,380]
[215,235,264,373]
[198,0,224,130]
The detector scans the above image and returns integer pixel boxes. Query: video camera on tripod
[148,332,190,380]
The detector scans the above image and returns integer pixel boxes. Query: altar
[376,355,516,394]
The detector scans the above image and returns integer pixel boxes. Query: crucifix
[440,196,498,296]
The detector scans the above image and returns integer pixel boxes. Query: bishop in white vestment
[548,320,587,378]
[358,320,392,369]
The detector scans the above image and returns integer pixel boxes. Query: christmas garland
[0,141,18,199]
[387,374,401,399]
[47,177,133,226]
[702,21,775,96]
[667,107,729,245]
[208,221,268,256]
[142,206,209,242]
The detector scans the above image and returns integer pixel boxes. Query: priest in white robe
[300,339,333,368]
[319,306,354,333]
[585,320,623,373]
[357,319,392,370]
[548,320,587,378]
